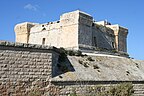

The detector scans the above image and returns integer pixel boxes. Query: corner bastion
[0,41,144,95]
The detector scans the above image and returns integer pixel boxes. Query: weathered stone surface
[0,42,144,95]
[0,43,59,95]
[14,10,128,53]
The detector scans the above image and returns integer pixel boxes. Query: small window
[112,42,115,48]
[92,23,95,26]
[42,38,46,45]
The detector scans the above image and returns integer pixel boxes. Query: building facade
[14,10,128,52]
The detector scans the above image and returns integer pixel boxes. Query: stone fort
[1,10,144,96]
[15,10,128,52]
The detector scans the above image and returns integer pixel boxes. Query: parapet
[60,10,93,26]
[95,21,111,26]
[30,21,60,33]
[0,41,60,53]
[14,22,37,33]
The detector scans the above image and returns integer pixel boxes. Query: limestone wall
[118,26,128,52]
[28,11,79,50]
[78,12,93,47]
[107,25,128,52]
[14,10,128,54]
[14,22,36,43]
[91,24,115,50]
[0,41,144,95]
[59,11,79,50]
[0,41,59,95]
[52,81,144,96]
[29,22,61,47]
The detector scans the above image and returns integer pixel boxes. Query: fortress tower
[14,22,36,43]
[14,10,128,53]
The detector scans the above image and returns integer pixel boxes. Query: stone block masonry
[15,10,128,53]
[0,41,59,95]
[0,41,144,96]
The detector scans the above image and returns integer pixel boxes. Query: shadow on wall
[97,31,113,49]
[52,56,75,77]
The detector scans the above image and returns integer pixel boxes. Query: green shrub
[87,56,94,61]
[28,87,43,96]
[69,93,77,96]
[83,62,89,67]
[108,83,134,96]
[75,50,82,56]
[112,49,118,53]
[135,63,139,68]
[67,50,75,56]
[69,88,77,96]
[93,64,99,69]
[78,60,83,64]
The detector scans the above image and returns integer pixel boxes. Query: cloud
[24,4,39,11]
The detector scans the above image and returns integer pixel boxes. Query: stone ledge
[79,44,129,57]
[51,80,144,84]
[0,41,60,52]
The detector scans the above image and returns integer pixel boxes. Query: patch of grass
[83,62,89,68]
[78,60,89,67]
[69,88,77,96]
[111,49,118,53]
[108,83,134,96]
[87,56,94,61]
[69,83,134,96]
[28,87,43,96]
[93,64,99,69]
[78,60,83,64]
[59,47,83,56]
[135,63,139,68]
[75,50,82,56]
[67,50,75,56]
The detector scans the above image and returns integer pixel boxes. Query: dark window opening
[94,37,97,47]
[42,38,46,45]
[92,23,95,26]
[112,42,115,48]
